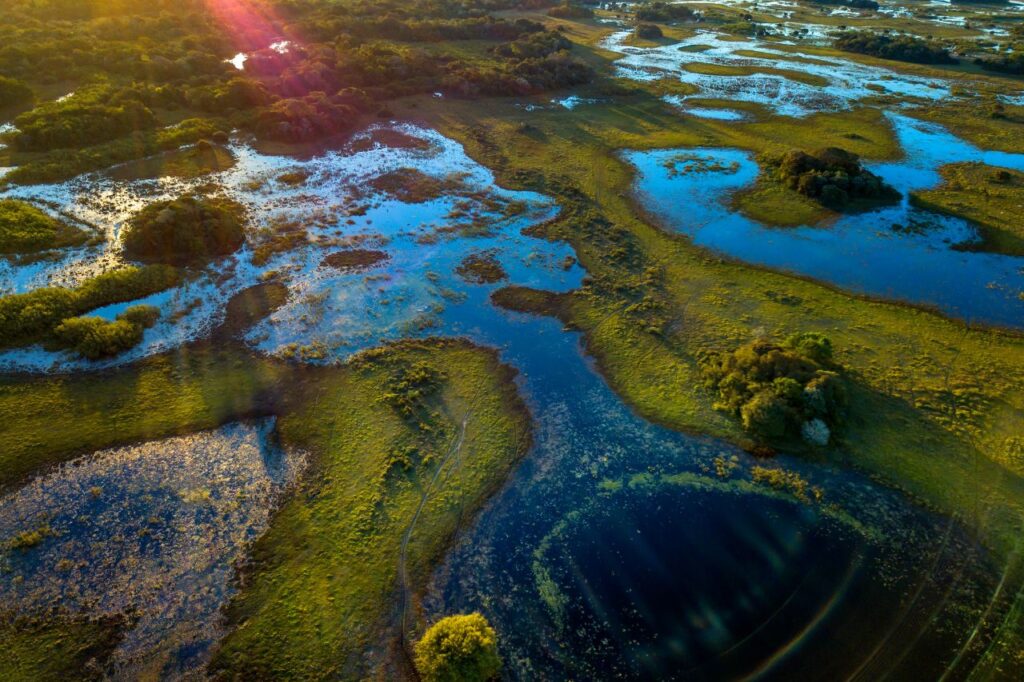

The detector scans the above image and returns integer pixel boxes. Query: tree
[413,613,502,682]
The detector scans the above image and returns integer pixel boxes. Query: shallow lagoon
[0,124,580,371]
[627,113,1024,327]
[0,420,305,677]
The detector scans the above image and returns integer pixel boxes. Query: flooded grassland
[3,5,1024,680]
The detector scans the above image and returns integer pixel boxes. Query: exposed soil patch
[455,251,507,284]
[368,169,467,204]
[321,249,389,272]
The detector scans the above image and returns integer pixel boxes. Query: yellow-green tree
[413,613,502,682]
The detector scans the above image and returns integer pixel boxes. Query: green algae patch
[912,162,1024,257]
[208,340,531,679]
[0,615,124,681]
[0,199,88,255]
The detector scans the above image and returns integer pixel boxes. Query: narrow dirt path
[397,412,471,647]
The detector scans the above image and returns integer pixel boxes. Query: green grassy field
[913,162,1024,257]
[208,339,531,679]
[0,617,124,682]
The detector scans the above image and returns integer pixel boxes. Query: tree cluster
[767,147,900,210]
[810,0,878,10]
[122,195,247,265]
[701,333,847,447]
[634,2,696,22]
[833,30,956,65]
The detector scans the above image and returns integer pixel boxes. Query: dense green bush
[976,51,1024,76]
[0,199,87,254]
[0,75,33,108]
[3,117,225,186]
[635,24,664,40]
[414,613,502,682]
[117,303,161,328]
[0,265,178,347]
[255,92,362,142]
[634,2,696,22]
[701,333,847,446]
[11,86,158,152]
[52,316,143,359]
[122,195,246,265]
[833,31,956,64]
[548,3,594,18]
[766,147,900,210]
[811,0,878,10]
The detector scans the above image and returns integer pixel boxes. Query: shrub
[548,3,594,19]
[414,613,502,682]
[635,2,696,22]
[122,195,246,265]
[0,199,87,254]
[833,30,956,65]
[52,316,143,360]
[701,335,848,446]
[117,304,161,328]
[635,24,664,40]
[0,265,178,348]
[12,86,158,152]
[0,75,33,108]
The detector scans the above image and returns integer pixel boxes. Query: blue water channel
[627,113,1024,328]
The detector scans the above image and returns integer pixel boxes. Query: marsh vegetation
[2,0,1024,678]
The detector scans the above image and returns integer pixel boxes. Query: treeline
[810,0,878,10]
[833,30,957,64]
[976,52,1024,75]
[0,0,594,171]
[634,2,697,22]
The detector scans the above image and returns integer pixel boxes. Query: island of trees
[833,30,957,64]
[765,147,900,210]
